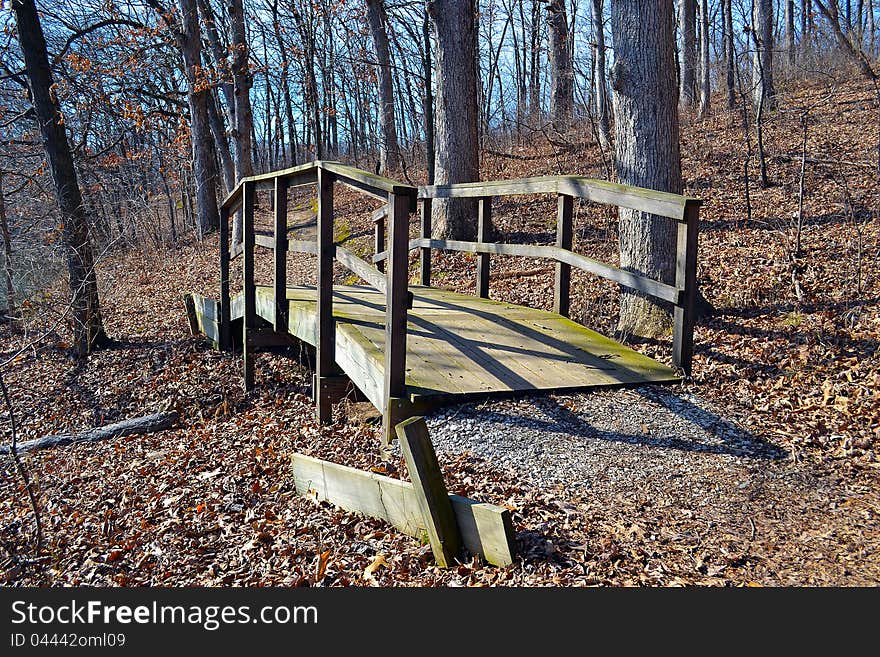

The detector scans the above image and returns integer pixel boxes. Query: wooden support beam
[315,167,336,423]
[397,417,462,567]
[219,204,232,350]
[383,192,411,444]
[673,200,700,376]
[477,197,491,299]
[291,453,515,566]
[273,176,289,333]
[420,197,432,286]
[554,194,574,317]
[374,209,386,274]
[183,293,198,336]
[242,180,256,391]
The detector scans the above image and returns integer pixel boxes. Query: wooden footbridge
[186,161,700,442]
[185,161,700,566]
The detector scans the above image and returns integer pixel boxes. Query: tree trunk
[228,0,254,181]
[423,10,436,185]
[752,0,776,109]
[679,0,697,108]
[785,0,796,69]
[592,0,611,149]
[610,0,682,338]
[0,172,16,329]
[176,0,221,238]
[13,0,108,356]
[723,0,736,109]
[429,0,479,240]
[206,89,235,195]
[365,0,400,174]
[546,0,574,132]
[698,0,710,118]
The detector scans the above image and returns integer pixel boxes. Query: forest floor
[1,78,878,586]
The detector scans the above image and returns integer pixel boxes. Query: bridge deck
[231,285,678,410]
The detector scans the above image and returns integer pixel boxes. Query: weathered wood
[476,197,491,299]
[254,234,275,250]
[229,242,243,261]
[273,176,289,332]
[321,160,418,205]
[412,238,680,304]
[420,197,432,286]
[219,204,232,350]
[673,199,700,375]
[242,180,256,391]
[554,194,574,317]
[183,293,199,335]
[420,176,559,199]
[383,192,411,443]
[315,167,335,423]
[373,209,386,273]
[0,411,178,455]
[335,245,387,294]
[291,452,515,566]
[397,417,462,567]
[185,293,220,343]
[288,239,319,255]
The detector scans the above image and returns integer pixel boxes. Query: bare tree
[592,0,611,149]
[429,0,479,240]
[12,0,108,356]
[785,0,796,69]
[366,0,400,173]
[723,0,736,109]
[752,0,776,109]
[698,0,710,118]
[610,0,682,338]
[546,0,574,132]
[229,0,255,180]
[679,0,697,108]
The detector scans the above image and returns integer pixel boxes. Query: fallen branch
[0,411,178,455]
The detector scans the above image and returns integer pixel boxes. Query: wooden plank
[476,197,491,299]
[673,199,700,375]
[229,242,243,261]
[186,293,220,343]
[413,238,681,304]
[397,417,462,567]
[288,239,318,255]
[373,209,385,273]
[383,192,411,443]
[219,204,232,350]
[420,197,432,286]
[291,453,515,566]
[241,161,317,185]
[420,176,560,198]
[321,160,418,203]
[254,234,275,250]
[242,180,256,391]
[273,176,289,332]
[221,183,243,212]
[554,194,574,317]
[183,293,198,335]
[315,167,335,423]
[335,245,387,294]
[557,176,691,222]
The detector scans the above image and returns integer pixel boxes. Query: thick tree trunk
[679,0,697,108]
[13,0,108,356]
[752,0,777,109]
[546,0,574,132]
[592,0,611,150]
[229,0,254,181]
[429,0,479,241]
[723,0,736,109]
[423,10,436,185]
[177,0,221,238]
[698,0,710,118]
[365,0,400,174]
[610,0,682,338]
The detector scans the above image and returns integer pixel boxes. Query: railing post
[242,180,256,391]
[315,166,335,423]
[420,197,432,286]
[273,176,289,332]
[374,210,386,274]
[384,191,411,443]
[673,200,700,376]
[477,197,491,299]
[219,203,232,351]
[554,194,574,317]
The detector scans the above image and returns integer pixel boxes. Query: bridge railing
[373,175,701,375]
[218,161,417,429]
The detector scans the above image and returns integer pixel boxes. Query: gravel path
[422,386,786,495]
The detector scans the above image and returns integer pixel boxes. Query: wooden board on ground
[291,452,515,567]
